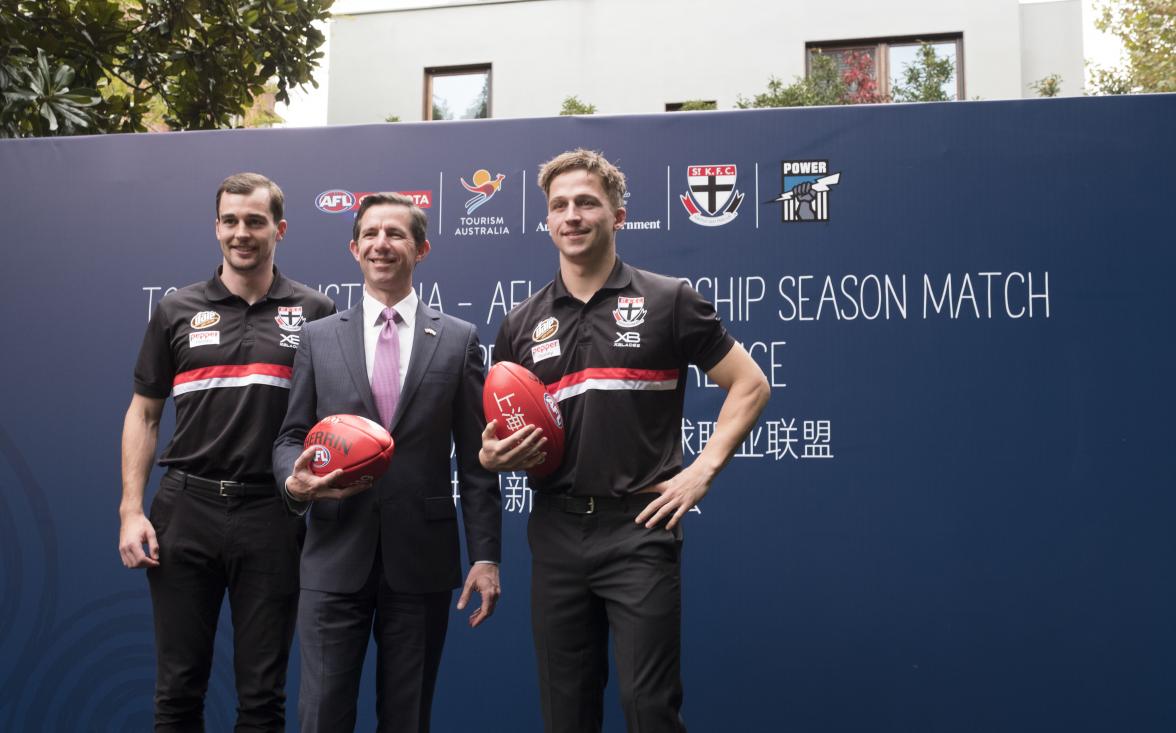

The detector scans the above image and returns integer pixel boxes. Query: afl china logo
[190,311,220,329]
[316,190,356,213]
[532,317,559,342]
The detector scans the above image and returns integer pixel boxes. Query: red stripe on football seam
[173,363,293,386]
[546,368,679,393]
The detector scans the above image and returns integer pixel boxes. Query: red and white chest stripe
[546,367,679,402]
[173,363,293,395]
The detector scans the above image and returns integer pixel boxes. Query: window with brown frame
[807,33,964,101]
[424,64,491,121]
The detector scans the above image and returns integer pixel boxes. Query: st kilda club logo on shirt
[613,296,647,328]
[275,306,305,332]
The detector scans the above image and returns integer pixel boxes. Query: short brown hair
[537,149,627,210]
[351,192,429,247]
[215,172,284,222]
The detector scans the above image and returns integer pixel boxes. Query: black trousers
[146,470,304,732]
[296,547,452,733]
[529,493,687,733]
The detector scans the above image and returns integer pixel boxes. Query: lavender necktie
[372,307,402,427]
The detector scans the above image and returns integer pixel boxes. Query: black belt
[168,469,275,498]
[535,492,658,515]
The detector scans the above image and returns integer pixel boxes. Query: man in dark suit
[274,192,501,733]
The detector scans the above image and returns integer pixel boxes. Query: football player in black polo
[480,150,770,733]
[118,173,334,731]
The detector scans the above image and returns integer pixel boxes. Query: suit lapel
[389,302,444,434]
[336,303,380,421]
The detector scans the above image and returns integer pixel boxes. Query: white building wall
[1020,0,1086,96]
[326,0,1078,124]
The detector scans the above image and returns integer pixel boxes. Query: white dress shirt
[361,287,417,387]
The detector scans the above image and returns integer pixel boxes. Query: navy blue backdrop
[1,95,1174,731]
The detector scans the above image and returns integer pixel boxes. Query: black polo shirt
[133,268,335,482]
[494,258,734,497]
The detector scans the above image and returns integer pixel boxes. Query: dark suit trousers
[146,470,304,732]
[529,493,687,733]
[297,546,452,733]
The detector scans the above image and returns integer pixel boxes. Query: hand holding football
[482,361,565,478]
[303,414,395,486]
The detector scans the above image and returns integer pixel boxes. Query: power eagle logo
[680,164,744,226]
[772,160,841,222]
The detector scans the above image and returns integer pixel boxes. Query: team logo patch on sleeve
[190,311,220,329]
[613,296,647,328]
[275,306,305,332]
[532,317,559,342]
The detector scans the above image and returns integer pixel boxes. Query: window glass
[888,41,958,100]
[430,70,489,120]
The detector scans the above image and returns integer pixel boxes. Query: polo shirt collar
[204,266,292,302]
[552,256,633,302]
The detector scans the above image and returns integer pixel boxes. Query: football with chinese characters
[304,414,395,485]
[483,361,565,478]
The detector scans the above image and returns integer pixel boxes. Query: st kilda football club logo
[680,164,744,226]
[543,393,564,429]
[275,306,305,332]
[613,296,647,328]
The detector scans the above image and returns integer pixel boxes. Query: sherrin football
[483,361,566,478]
[304,414,395,485]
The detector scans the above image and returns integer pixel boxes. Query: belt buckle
[218,480,237,497]
[585,497,595,515]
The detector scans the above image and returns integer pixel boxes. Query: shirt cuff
[473,560,498,566]
[282,477,311,516]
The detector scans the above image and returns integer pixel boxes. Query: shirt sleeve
[493,313,517,365]
[133,299,175,399]
[675,280,735,371]
[316,292,338,319]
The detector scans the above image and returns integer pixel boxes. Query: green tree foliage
[1,48,101,136]
[560,95,596,115]
[891,44,955,102]
[674,100,717,111]
[1087,64,1135,94]
[735,52,846,108]
[1090,0,1176,93]
[738,45,955,108]
[1031,73,1064,97]
[0,0,332,137]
